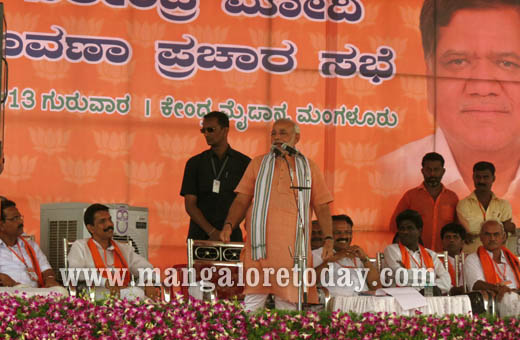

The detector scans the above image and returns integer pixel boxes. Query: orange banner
[2,0,519,268]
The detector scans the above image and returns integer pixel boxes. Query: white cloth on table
[498,292,520,317]
[0,285,68,297]
[0,238,52,287]
[332,295,472,316]
[244,293,296,312]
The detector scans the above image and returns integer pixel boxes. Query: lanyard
[477,200,487,220]
[410,251,424,268]
[103,248,110,267]
[96,245,116,267]
[493,258,508,281]
[210,156,229,180]
[7,243,30,269]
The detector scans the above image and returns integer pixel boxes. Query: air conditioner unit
[40,202,148,281]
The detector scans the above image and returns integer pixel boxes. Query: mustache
[103,226,114,232]
[311,237,323,242]
[460,101,510,113]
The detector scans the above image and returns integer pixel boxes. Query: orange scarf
[477,246,520,286]
[446,259,457,286]
[18,237,44,287]
[399,242,434,269]
[87,238,130,286]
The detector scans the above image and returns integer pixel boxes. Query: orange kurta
[235,154,333,303]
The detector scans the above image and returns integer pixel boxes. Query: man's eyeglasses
[200,127,217,134]
[5,215,23,222]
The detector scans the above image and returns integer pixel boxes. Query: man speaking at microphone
[220,118,334,311]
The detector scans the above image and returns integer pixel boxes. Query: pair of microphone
[271,143,301,157]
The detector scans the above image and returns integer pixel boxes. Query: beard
[425,176,441,187]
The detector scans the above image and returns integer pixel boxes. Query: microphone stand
[283,150,311,311]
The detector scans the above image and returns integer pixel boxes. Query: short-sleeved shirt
[0,237,52,287]
[457,192,513,253]
[389,184,459,251]
[180,146,250,241]
[383,243,451,294]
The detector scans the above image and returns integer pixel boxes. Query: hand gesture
[348,245,368,262]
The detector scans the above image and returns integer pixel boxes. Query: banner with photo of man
[2,0,519,267]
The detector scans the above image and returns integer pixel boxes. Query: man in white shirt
[313,215,381,296]
[383,209,451,294]
[464,220,520,317]
[464,220,519,296]
[67,203,160,300]
[440,223,466,295]
[0,199,62,290]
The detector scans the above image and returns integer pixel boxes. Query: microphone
[281,143,300,156]
[270,144,283,157]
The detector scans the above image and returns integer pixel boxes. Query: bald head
[274,118,300,133]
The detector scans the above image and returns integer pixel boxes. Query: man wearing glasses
[0,199,61,288]
[180,111,251,241]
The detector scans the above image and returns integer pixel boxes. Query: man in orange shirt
[220,118,333,312]
[389,152,459,251]
[0,199,61,289]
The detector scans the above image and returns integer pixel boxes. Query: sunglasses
[200,127,217,133]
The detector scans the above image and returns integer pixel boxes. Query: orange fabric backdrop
[2,0,514,268]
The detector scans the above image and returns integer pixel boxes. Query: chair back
[187,238,244,301]
[436,251,449,272]
[376,252,384,273]
[454,253,466,290]
[62,238,86,298]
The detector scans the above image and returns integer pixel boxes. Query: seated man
[464,220,520,316]
[311,220,324,250]
[68,203,160,300]
[0,199,63,291]
[313,215,381,296]
[383,209,451,295]
[440,223,466,295]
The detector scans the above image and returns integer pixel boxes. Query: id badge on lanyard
[8,243,38,282]
[211,156,229,194]
[212,179,221,194]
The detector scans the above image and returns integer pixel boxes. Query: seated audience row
[0,199,159,300]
